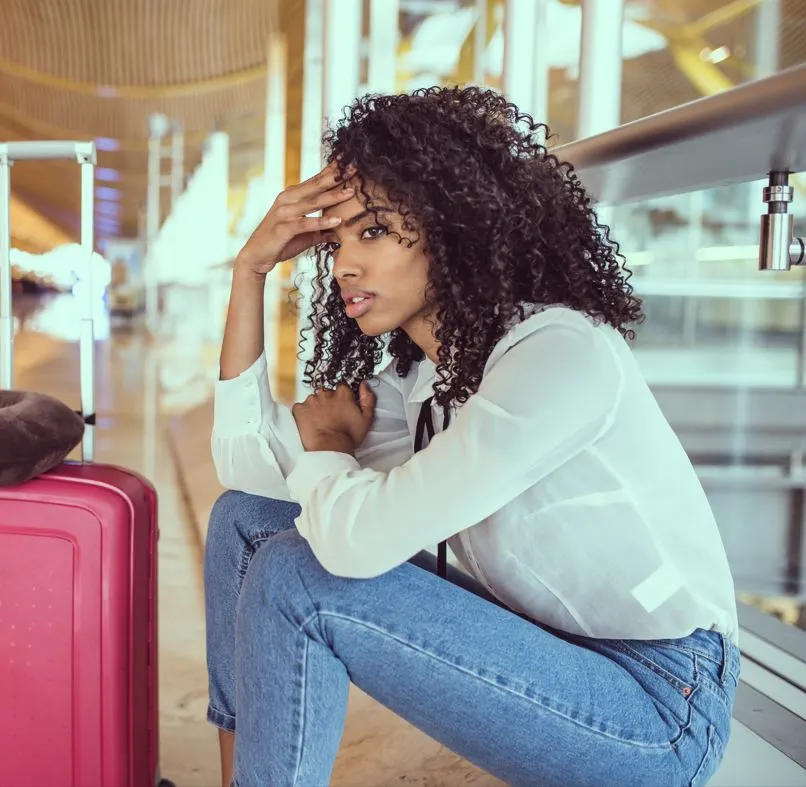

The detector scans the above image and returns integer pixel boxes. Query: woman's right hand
[235,161,357,277]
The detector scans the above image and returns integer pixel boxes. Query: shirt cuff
[286,451,361,505]
[213,353,269,437]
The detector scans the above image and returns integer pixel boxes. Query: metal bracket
[758,171,806,270]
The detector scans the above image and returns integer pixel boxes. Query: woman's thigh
[244,531,695,787]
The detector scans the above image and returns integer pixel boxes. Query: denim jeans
[204,491,739,787]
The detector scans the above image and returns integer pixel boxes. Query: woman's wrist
[233,256,269,283]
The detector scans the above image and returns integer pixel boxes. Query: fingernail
[326,216,341,225]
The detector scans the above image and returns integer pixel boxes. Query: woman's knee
[206,490,301,555]
[240,529,321,616]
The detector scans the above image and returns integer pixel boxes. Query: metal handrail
[554,63,806,206]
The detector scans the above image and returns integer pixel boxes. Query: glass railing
[558,63,806,636]
[558,66,806,772]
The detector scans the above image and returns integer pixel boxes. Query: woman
[207,86,739,787]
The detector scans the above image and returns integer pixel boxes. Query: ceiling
[1,0,804,251]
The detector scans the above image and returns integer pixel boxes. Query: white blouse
[211,305,739,643]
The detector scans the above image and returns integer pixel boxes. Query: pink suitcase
[0,141,172,787]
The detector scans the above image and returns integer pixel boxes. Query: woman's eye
[361,225,387,240]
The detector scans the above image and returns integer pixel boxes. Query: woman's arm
[286,315,625,577]
[212,290,412,499]
[219,262,268,381]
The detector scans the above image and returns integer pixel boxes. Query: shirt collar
[407,357,437,404]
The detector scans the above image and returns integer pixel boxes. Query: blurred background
[2,0,806,783]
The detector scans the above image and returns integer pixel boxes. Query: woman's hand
[236,161,357,277]
[292,383,377,455]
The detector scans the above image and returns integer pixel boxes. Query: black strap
[414,396,451,579]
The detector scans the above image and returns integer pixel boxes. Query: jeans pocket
[604,640,699,741]
[690,724,724,787]
[614,641,699,698]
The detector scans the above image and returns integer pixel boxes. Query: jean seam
[235,531,276,589]
[306,610,673,750]
[610,641,696,696]
[291,637,309,787]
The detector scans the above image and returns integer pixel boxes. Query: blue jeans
[204,491,739,787]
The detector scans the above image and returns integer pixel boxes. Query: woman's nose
[332,253,363,281]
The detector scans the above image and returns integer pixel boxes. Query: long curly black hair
[300,85,643,408]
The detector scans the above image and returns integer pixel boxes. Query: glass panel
[539,0,806,143]
[614,182,806,630]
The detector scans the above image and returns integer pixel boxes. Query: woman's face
[321,184,433,341]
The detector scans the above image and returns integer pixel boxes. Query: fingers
[276,182,356,223]
[293,161,357,202]
[286,215,342,235]
[358,381,377,424]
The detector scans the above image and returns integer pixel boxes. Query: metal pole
[78,155,96,462]
[577,0,625,139]
[0,151,12,389]
[368,0,399,94]
[296,0,327,401]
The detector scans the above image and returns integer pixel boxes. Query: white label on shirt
[631,563,684,613]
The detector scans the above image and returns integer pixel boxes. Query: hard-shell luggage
[0,141,172,787]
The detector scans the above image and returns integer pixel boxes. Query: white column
[754,0,781,78]
[296,0,328,401]
[503,0,537,113]
[264,30,288,391]
[299,0,326,184]
[577,0,624,139]
[369,0,399,94]
[146,113,169,335]
[503,0,549,125]
[323,0,363,124]
[206,131,231,269]
[473,0,488,85]
[531,0,549,131]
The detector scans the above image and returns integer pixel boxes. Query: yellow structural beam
[686,0,761,37]
[0,56,267,99]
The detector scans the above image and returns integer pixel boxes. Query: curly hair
[300,85,643,408]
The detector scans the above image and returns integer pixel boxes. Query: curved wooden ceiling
[0,0,289,244]
[1,0,804,250]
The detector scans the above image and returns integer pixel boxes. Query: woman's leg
[233,529,731,787]
[204,491,300,787]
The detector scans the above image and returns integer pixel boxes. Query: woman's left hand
[292,382,376,454]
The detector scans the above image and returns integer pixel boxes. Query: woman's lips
[345,295,375,319]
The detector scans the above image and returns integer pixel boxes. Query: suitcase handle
[0,140,98,462]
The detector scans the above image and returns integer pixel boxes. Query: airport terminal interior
[2,0,806,784]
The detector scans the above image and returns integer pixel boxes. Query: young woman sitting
[206,85,739,787]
